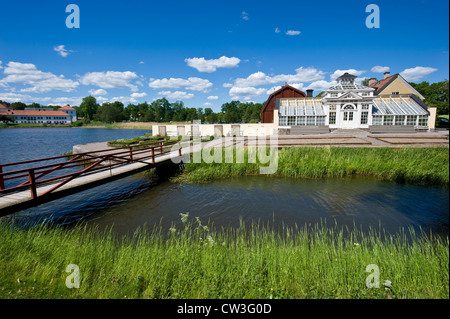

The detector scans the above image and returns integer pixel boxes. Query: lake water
[1,128,448,237]
[0,127,151,164]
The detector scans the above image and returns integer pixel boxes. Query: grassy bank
[175,147,449,187]
[0,217,448,299]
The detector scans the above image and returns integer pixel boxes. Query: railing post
[129,146,133,162]
[28,169,37,199]
[179,143,182,156]
[159,141,163,154]
[0,165,5,190]
[151,147,155,164]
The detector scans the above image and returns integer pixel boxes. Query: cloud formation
[0,61,79,93]
[54,45,73,57]
[371,66,390,73]
[286,30,301,36]
[80,71,139,91]
[157,91,194,100]
[149,77,212,92]
[185,56,240,73]
[400,66,438,81]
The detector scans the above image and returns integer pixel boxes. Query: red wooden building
[260,84,309,123]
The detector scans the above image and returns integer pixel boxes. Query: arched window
[343,104,355,110]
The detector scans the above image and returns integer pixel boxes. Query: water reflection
[8,174,448,238]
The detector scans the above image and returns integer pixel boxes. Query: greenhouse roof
[372,96,429,116]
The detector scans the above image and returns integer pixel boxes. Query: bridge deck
[0,147,186,216]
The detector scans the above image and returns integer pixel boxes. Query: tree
[97,101,124,123]
[410,80,449,115]
[27,102,41,109]
[221,101,241,123]
[10,102,26,110]
[0,115,14,123]
[79,96,99,121]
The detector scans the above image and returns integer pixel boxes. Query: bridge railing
[0,140,182,200]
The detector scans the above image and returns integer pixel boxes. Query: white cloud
[223,83,233,88]
[157,91,194,100]
[185,56,241,73]
[286,30,301,36]
[233,67,325,88]
[229,86,266,100]
[80,71,139,91]
[306,80,337,92]
[131,92,147,98]
[242,11,249,20]
[89,88,107,96]
[204,102,212,106]
[149,77,212,92]
[371,66,390,73]
[275,27,280,34]
[400,66,438,82]
[0,61,3,69]
[110,96,138,104]
[207,95,218,100]
[54,45,73,58]
[0,61,79,93]
[0,92,83,105]
[266,86,282,95]
[139,61,145,64]
[330,69,366,81]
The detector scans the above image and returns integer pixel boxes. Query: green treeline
[0,97,264,125]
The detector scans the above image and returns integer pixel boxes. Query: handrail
[0,140,182,199]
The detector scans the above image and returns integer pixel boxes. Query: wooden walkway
[0,141,187,216]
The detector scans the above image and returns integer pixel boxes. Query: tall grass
[0,216,448,299]
[175,147,449,187]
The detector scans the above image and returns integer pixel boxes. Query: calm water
[1,128,448,237]
[0,127,150,164]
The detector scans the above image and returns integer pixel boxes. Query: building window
[373,116,382,125]
[406,115,417,126]
[392,92,400,95]
[395,115,405,126]
[288,116,296,126]
[329,105,336,111]
[361,112,368,124]
[384,115,394,125]
[279,116,287,126]
[329,112,336,124]
[306,117,316,126]
[418,115,428,126]
[297,116,305,126]
[317,117,325,126]
[362,104,369,109]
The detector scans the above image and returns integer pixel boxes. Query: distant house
[368,72,425,100]
[58,104,77,122]
[0,103,11,111]
[0,109,72,125]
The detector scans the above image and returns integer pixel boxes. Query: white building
[59,105,77,122]
[275,72,430,131]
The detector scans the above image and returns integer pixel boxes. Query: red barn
[260,84,307,123]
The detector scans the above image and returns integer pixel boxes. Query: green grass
[175,147,449,187]
[0,217,447,299]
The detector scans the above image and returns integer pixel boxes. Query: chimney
[306,89,314,97]
[368,78,377,86]
[384,72,390,79]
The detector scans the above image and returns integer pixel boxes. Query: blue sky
[0,0,448,112]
